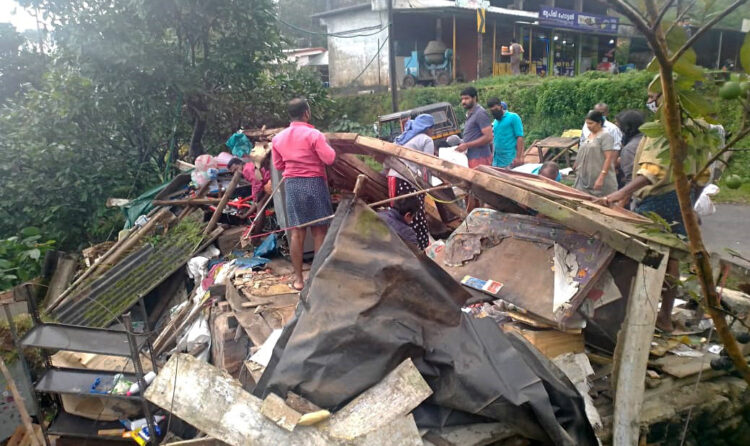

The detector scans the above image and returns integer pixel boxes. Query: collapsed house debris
[4,131,750,446]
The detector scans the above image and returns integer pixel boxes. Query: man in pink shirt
[272,98,337,290]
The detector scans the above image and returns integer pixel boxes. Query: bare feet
[292,280,304,291]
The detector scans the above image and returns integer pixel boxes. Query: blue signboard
[538,6,619,35]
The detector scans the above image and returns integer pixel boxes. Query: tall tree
[20,0,284,158]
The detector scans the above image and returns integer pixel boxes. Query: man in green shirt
[487,97,524,168]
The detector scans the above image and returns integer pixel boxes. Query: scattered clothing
[271,121,336,178]
[377,207,419,247]
[492,111,524,168]
[391,178,429,250]
[573,131,617,197]
[284,176,333,227]
[580,119,622,151]
[462,105,493,162]
[226,132,253,158]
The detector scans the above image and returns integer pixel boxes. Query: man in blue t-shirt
[487,97,524,168]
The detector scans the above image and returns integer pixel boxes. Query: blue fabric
[500,101,508,110]
[492,111,524,168]
[226,132,253,158]
[530,164,562,182]
[254,233,277,258]
[234,256,270,269]
[285,177,333,227]
[395,114,435,145]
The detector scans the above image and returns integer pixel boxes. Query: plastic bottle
[126,371,156,396]
[128,415,165,431]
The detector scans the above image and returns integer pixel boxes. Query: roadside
[702,203,750,261]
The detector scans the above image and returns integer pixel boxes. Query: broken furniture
[17,303,159,444]
[523,135,579,167]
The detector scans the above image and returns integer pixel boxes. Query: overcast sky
[0,0,39,31]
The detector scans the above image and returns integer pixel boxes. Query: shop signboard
[456,0,490,8]
[538,6,619,35]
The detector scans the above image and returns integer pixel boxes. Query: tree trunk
[189,115,207,159]
[659,64,750,383]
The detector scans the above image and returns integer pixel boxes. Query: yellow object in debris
[297,410,331,426]
[561,129,582,138]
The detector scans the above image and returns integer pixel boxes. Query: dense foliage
[0,1,335,250]
[0,227,54,291]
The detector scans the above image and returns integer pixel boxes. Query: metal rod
[452,16,457,81]
[138,297,158,375]
[124,313,157,445]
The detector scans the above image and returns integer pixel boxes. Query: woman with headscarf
[387,113,435,250]
[573,110,618,197]
[614,109,645,188]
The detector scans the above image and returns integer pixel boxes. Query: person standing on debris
[377,195,421,248]
[594,94,721,331]
[388,113,434,250]
[487,97,524,168]
[271,97,337,291]
[580,103,623,154]
[456,86,493,212]
[573,110,618,197]
[509,38,524,75]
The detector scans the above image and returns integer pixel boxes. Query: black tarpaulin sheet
[254,198,597,446]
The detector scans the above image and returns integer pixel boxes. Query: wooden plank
[205,169,242,235]
[145,354,423,446]
[226,282,273,345]
[327,358,432,440]
[329,135,664,266]
[261,392,302,431]
[0,358,41,446]
[611,244,669,446]
[652,353,720,378]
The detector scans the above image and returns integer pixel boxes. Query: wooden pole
[387,0,398,112]
[353,174,367,197]
[240,176,286,247]
[492,20,497,75]
[452,16,457,81]
[204,170,243,236]
[0,357,42,446]
[612,245,669,445]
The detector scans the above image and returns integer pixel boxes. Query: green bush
[0,227,55,291]
[330,71,654,142]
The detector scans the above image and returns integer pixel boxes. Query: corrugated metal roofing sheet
[51,222,209,328]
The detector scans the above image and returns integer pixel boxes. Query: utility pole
[388,0,398,112]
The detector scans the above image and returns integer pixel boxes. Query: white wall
[321,8,390,88]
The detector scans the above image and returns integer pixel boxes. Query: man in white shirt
[580,103,622,152]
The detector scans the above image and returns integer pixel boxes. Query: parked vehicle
[375,102,460,148]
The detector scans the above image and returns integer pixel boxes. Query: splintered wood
[145,354,428,446]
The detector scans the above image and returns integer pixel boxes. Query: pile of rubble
[12,131,750,446]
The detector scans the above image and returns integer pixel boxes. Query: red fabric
[271,122,336,178]
[468,155,492,169]
[388,175,397,207]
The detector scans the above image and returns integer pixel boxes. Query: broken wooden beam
[328,134,667,266]
[611,244,669,445]
[145,354,424,446]
[205,169,243,235]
